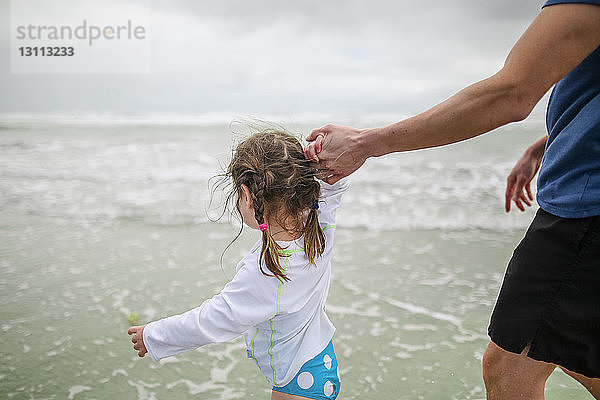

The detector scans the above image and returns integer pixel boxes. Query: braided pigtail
[250,178,288,282]
[303,181,325,265]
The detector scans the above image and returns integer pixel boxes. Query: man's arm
[307,3,600,183]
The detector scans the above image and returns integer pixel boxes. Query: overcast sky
[0,0,546,116]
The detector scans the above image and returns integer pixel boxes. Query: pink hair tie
[259,223,268,232]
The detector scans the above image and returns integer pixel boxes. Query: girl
[128,129,348,400]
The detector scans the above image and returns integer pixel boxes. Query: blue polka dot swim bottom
[272,340,340,399]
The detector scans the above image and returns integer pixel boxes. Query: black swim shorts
[488,208,600,378]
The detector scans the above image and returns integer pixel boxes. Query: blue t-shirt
[536,0,600,218]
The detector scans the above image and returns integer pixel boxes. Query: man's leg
[483,341,556,400]
[559,366,600,399]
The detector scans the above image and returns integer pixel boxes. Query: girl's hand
[128,325,148,357]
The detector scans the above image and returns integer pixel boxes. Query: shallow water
[0,115,592,399]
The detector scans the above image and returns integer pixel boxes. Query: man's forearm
[525,135,548,160]
[359,73,530,158]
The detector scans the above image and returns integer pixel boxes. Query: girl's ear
[240,184,253,208]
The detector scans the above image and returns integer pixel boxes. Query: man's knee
[482,341,506,386]
[482,341,555,389]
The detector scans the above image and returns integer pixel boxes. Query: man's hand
[128,325,148,358]
[305,124,369,184]
[505,136,547,212]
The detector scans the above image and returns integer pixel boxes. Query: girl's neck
[266,218,303,242]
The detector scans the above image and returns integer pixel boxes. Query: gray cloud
[0,0,545,115]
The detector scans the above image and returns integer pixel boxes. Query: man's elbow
[494,69,544,123]
[509,98,535,122]
[509,92,536,123]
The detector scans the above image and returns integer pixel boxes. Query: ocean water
[0,114,592,399]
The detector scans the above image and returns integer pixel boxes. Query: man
[304,1,600,399]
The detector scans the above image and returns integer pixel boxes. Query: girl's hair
[225,129,325,282]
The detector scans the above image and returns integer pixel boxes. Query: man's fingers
[514,176,526,193]
[515,200,524,211]
[505,181,515,212]
[525,182,533,201]
[514,196,525,211]
[512,190,524,212]
[521,193,532,207]
[306,125,330,142]
[505,189,512,212]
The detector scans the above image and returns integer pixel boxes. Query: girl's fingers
[304,135,325,162]
[128,325,147,357]
[305,143,319,162]
[315,135,324,154]
[128,326,142,335]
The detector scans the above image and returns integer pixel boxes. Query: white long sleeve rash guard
[143,177,349,387]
